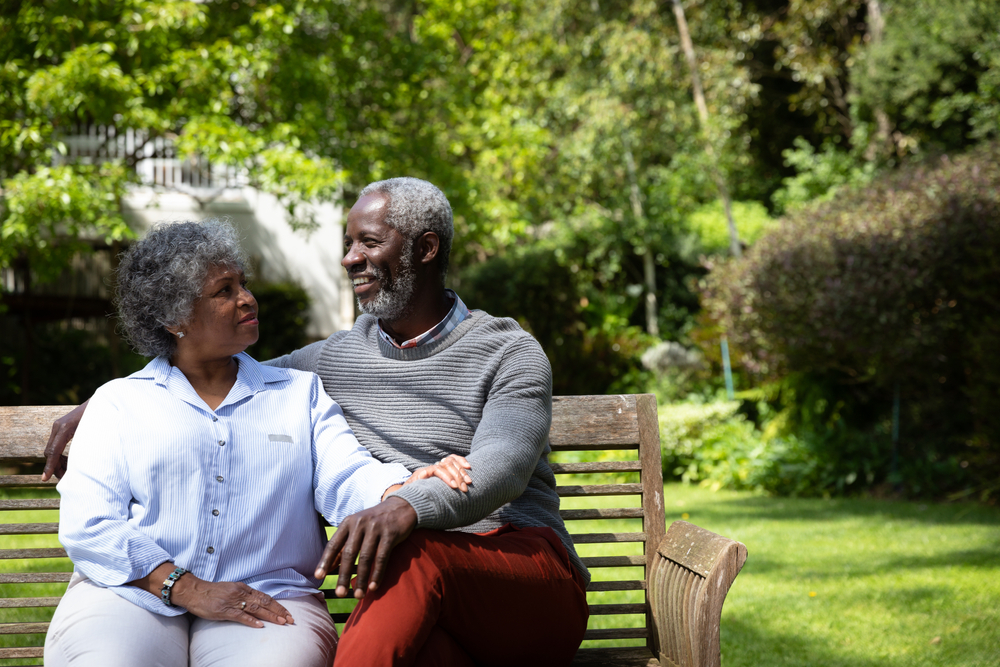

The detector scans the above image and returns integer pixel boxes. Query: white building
[67,126,355,339]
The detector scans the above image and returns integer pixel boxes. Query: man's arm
[42,400,88,481]
[389,334,552,529]
[260,338,327,370]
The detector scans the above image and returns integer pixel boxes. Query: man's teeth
[353,277,372,286]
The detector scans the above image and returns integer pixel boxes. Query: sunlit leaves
[0,164,134,282]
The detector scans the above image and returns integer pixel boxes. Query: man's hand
[42,400,89,481]
[314,496,417,599]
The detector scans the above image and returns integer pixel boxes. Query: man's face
[342,194,416,322]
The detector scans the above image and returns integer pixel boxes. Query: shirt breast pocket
[243,431,310,494]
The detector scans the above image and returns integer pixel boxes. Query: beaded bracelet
[160,567,188,607]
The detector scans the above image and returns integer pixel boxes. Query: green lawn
[4,484,999,666]
[654,485,1000,667]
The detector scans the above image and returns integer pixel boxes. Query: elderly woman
[43,221,468,667]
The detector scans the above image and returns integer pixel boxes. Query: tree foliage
[701,144,1000,496]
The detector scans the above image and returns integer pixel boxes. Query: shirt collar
[377,289,471,350]
[136,352,287,410]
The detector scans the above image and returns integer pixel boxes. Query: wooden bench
[0,394,747,666]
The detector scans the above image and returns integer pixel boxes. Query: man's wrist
[383,495,418,527]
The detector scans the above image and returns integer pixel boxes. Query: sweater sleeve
[389,334,553,529]
[262,339,327,371]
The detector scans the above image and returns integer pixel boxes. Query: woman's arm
[57,390,178,591]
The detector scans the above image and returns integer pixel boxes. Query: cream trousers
[44,574,338,667]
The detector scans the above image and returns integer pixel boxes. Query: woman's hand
[407,454,473,492]
[173,578,294,628]
[380,454,473,501]
[130,562,293,628]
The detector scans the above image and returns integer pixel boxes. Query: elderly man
[44,177,590,666]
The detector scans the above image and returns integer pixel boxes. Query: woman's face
[176,264,259,359]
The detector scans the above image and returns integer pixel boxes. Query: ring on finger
[240,601,246,610]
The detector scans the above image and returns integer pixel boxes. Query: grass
[4,484,1000,666]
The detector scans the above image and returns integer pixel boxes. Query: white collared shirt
[56,352,411,616]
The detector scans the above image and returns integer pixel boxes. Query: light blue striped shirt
[56,352,411,616]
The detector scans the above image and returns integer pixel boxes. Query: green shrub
[457,245,649,395]
[685,199,778,254]
[247,281,311,362]
[700,143,1000,499]
[0,319,146,406]
[659,398,892,497]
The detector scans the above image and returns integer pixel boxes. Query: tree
[0,0,499,282]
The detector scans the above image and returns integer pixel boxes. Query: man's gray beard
[356,254,416,323]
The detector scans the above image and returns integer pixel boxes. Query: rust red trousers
[333,524,589,667]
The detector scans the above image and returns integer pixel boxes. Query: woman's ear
[415,231,440,266]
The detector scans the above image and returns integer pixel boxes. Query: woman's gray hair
[358,177,454,276]
[115,220,249,358]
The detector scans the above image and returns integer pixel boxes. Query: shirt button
[212,415,218,422]
[218,440,225,447]
[206,546,215,554]
[216,476,224,483]
[212,509,220,516]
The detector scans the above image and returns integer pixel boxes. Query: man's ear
[415,231,440,266]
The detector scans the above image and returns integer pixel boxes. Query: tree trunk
[623,135,659,337]
[670,0,742,258]
[17,255,33,405]
[864,0,894,160]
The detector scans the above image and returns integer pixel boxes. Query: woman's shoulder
[237,352,323,397]
[100,357,169,395]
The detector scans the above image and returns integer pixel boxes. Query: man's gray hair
[358,177,454,275]
[115,220,249,358]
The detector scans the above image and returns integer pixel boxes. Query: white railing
[57,124,248,190]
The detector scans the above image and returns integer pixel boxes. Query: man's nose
[342,243,363,269]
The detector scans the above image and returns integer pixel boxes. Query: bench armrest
[647,521,748,667]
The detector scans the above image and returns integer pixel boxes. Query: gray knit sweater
[266,310,589,585]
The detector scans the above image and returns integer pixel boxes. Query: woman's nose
[239,285,256,307]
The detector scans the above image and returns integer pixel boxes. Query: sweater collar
[360,309,485,361]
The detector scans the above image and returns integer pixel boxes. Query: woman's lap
[45,576,337,667]
[188,592,337,666]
